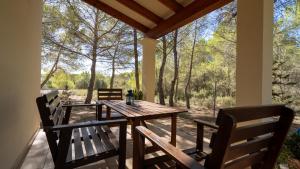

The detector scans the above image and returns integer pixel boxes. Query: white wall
[0,0,42,168]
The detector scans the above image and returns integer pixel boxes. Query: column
[140,37,158,102]
[0,0,42,168]
[236,0,273,106]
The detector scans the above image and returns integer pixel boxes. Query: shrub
[285,132,300,159]
[277,144,294,167]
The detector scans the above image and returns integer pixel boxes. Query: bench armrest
[45,119,127,131]
[136,126,206,169]
[194,119,218,129]
[62,103,97,108]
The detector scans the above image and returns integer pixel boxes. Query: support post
[140,37,158,102]
[236,0,273,106]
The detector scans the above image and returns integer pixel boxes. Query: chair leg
[196,123,204,152]
[118,123,127,169]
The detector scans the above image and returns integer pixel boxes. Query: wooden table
[96,100,187,169]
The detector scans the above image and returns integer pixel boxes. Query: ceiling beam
[116,0,162,24]
[158,0,183,12]
[146,0,233,38]
[83,0,150,33]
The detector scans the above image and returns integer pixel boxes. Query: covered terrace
[1,0,276,168]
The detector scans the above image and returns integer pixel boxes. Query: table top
[96,100,187,119]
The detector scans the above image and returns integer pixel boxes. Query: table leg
[107,106,111,119]
[97,104,103,121]
[171,114,177,146]
[132,119,141,169]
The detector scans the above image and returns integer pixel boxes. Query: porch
[0,0,295,168]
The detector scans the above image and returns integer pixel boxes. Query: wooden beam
[158,0,183,12]
[146,0,233,38]
[83,0,150,33]
[116,0,162,24]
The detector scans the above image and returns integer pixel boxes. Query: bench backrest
[36,90,66,127]
[97,88,123,100]
[205,105,294,169]
[36,91,69,161]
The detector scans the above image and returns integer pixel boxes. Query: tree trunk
[157,36,167,105]
[185,22,198,109]
[41,48,62,88]
[169,29,178,106]
[110,55,115,89]
[213,80,217,117]
[85,10,99,104]
[110,42,119,89]
[133,29,140,91]
[175,55,180,103]
[41,40,66,88]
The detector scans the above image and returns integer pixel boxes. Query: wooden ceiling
[83,0,233,39]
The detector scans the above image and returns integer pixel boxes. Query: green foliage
[276,144,294,167]
[49,70,75,89]
[133,90,143,100]
[74,72,90,89]
[94,79,107,89]
[285,133,300,159]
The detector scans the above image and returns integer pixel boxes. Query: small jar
[126,94,131,105]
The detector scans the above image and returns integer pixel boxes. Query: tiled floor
[20,107,212,169]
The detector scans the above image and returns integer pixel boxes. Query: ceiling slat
[146,0,233,38]
[83,0,150,33]
[116,0,162,24]
[158,0,183,12]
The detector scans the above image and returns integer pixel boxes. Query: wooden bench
[97,88,124,120]
[134,105,295,169]
[36,91,127,169]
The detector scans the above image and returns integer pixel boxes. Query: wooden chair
[97,88,124,120]
[134,105,295,169]
[36,91,127,169]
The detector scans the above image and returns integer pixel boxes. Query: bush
[217,96,235,107]
[285,132,300,159]
[277,144,294,167]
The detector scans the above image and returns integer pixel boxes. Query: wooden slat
[45,90,59,102]
[144,155,173,167]
[73,128,84,160]
[116,0,162,24]
[66,139,73,162]
[95,126,115,151]
[98,88,122,92]
[48,97,61,114]
[136,126,206,169]
[52,106,62,125]
[103,100,186,118]
[98,92,122,96]
[158,0,183,12]
[102,126,119,148]
[98,96,122,99]
[55,107,64,125]
[102,100,139,117]
[231,121,278,143]
[226,135,273,161]
[87,126,106,154]
[219,105,284,123]
[115,102,150,116]
[83,0,150,33]
[81,127,95,157]
[146,0,233,38]
[225,150,267,169]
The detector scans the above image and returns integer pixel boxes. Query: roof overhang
[83,0,233,39]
